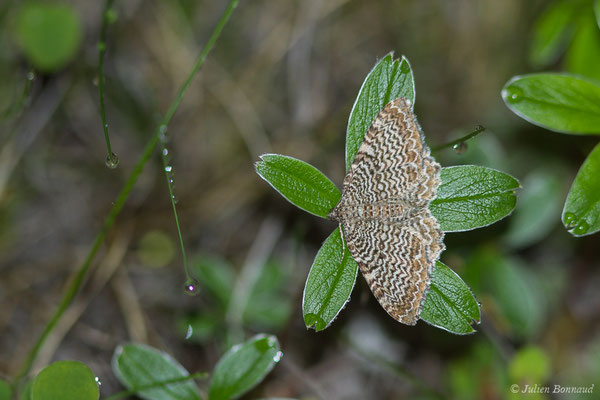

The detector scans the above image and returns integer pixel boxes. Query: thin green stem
[160,142,190,281]
[98,0,117,164]
[431,125,485,152]
[103,372,208,400]
[11,0,239,392]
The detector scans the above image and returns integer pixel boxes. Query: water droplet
[105,153,119,169]
[165,165,172,173]
[183,279,200,296]
[95,376,102,386]
[162,148,169,156]
[158,125,169,142]
[574,220,589,235]
[273,350,283,362]
[27,71,35,81]
[185,324,193,340]
[92,76,99,86]
[505,86,523,104]
[563,212,577,228]
[104,123,109,129]
[453,141,468,154]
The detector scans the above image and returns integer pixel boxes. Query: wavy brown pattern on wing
[329,97,444,325]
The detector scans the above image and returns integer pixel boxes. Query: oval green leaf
[112,343,201,400]
[529,0,575,67]
[255,154,341,218]
[430,166,520,232]
[420,261,480,335]
[504,169,563,248]
[562,142,600,236]
[502,73,600,134]
[346,53,415,170]
[32,360,99,400]
[209,334,281,400]
[303,227,359,331]
[14,2,82,72]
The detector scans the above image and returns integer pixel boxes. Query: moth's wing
[343,216,442,325]
[343,97,441,206]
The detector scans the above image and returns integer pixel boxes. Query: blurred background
[1,0,600,398]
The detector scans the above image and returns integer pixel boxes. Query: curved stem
[98,0,117,162]
[431,125,485,152]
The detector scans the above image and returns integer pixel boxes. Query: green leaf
[244,261,292,330]
[137,230,176,268]
[430,166,520,232]
[509,346,551,383]
[190,255,235,306]
[13,2,82,72]
[596,0,600,28]
[502,73,600,134]
[255,154,341,218]
[420,261,480,335]
[302,227,359,331]
[529,0,575,67]
[562,142,600,236]
[0,380,12,400]
[32,361,99,400]
[112,343,201,400]
[565,13,600,82]
[346,53,415,170]
[209,334,281,400]
[464,249,545,338]
[504,169,563,248]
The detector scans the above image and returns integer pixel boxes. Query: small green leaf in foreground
[209,334,281,400]
[346,53,415,170]
[431,166,520,232]
[502,73,600,134]
[303,227,359,331]
[112,343,201,400]
[256,154,340,218]
[562,142,600,236]
[420,261,480,335]
[32,360,99,400]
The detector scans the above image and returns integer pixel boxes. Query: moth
[328,97,444,325]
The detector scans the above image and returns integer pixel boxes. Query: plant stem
[159,141,190,281]
[431,125,485,152]
[103,372,208,400]
[11,0,239,391]
[98,0,117,163]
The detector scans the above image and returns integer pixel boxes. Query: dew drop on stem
[183,278,200,296]
[453,141,468,154]
[105,152,119,169]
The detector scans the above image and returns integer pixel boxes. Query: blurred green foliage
[12,2,82,72]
